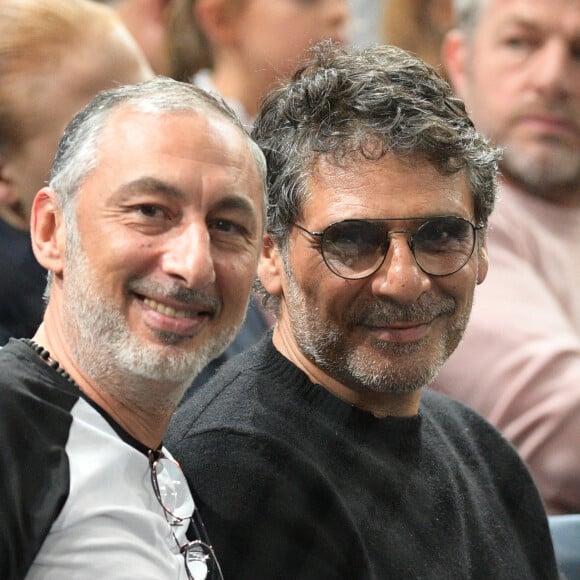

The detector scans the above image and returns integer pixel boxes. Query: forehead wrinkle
[326,215,474,233]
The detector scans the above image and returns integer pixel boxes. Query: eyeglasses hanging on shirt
[149,449,225,580]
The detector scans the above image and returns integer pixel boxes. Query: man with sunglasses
[0,77,265,579]
[167,43,558,579]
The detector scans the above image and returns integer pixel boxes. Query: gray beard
[500,135,580,205]
[284,266,468,395]
[61,227,240,412]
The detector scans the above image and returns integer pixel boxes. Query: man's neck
[211,56,275,121]
[272,323,422,419]
[33,320,182,450]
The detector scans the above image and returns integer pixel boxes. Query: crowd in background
[0,0,578,577]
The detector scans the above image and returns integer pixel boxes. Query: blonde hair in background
[382,0,454,69]
[0,0,124,151]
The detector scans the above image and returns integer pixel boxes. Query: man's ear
[194,0,239,45]
[30,188,66,276]
[257,234,285,298]
[442,29,470,99]
[476,235,489,285]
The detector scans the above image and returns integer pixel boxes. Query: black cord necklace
[20,338,77,386]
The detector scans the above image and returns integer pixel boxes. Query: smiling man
[0,77,265,579]
[166,43,558,579]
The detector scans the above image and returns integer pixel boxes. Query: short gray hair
[252,41,501,251]
[50,76,266,213]
[452,0,490,34]
[45,76,266,296]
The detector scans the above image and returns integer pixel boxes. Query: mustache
[515,101,579,128]
[128,279,222,315]
[353,297,456,326]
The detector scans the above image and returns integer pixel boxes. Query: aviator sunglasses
[293,216,483,279]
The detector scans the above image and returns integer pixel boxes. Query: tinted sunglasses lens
[414,217,475,275]
[322,221,386,279]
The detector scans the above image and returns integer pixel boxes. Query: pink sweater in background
[431,182,580,515]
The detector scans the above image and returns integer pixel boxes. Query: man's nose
[161,222,216,288]
[369,234,431,303]
[531,39,576,99]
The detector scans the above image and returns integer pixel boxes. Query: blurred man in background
[433,0,580,514]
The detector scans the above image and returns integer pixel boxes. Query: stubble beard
[62,227,240,412]
[284,267,469,395]
[500,138,580,204]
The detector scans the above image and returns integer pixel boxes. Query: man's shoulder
[421,388,530,475]
[0,340,79,411]
[169,337,275,438]
[423,388,502,431]
[0,341,79,579]
[0,341,81,466]
[421,388,522,453]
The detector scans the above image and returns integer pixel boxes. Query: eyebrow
[211,195,258,217]
[499,14,555,35]
[111,177,186,203]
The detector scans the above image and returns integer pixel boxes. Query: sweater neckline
[257,335,422,437]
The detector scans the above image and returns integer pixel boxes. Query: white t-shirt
[0,340,194,579]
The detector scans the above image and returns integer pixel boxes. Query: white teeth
[143,298,191,319]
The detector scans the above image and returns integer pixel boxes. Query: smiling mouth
[143,297,201,320]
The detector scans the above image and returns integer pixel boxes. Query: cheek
[301,271,357,321]
[77,234,145,290]
[217,253,258,295]
[441,269,477,310]
[473,71,517,119]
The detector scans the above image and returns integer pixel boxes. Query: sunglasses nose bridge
[367,228,420,278]
[384,229,416,258]
[369,233,432,303]
[354,226,417,279]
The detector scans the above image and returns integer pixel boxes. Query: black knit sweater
[167,334,558,580]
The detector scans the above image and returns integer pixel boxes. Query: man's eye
[503,36,536,51]
[137,204,167,219]
[210,219,248,236]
